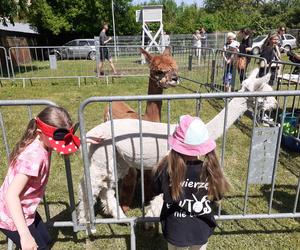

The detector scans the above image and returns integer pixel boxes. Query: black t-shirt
[239,36,253,54]
[153,160,217,247]
[260,46,280,64]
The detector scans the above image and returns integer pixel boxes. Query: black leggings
[0,212,51,249]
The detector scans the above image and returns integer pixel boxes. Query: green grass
[0,63,300,249]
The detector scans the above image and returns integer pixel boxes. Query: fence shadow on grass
[12,65,50,75]
[260,184,300,214]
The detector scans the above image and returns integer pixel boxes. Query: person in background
[277,26,286,48]
[238,28,253,83]
[258,32,281,86]
[223,33,238,92]
[192,30,202,58]
[160,31,171,52]
[152,115,231,250]
[98,22,119,76]
[200,27,208,47]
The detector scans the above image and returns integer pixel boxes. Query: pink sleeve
[14,151,44,177]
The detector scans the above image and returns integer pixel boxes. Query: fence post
[188,55,193,71]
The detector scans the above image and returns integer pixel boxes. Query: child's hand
[20,233,38,250]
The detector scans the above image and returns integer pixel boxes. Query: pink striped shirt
[0,139,50,231]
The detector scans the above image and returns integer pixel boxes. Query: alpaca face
[140,47,179,89]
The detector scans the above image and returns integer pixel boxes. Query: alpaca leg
[77,176,103,224]
[144,170,154,203]
[100,187,126,218]
[144,194,164,229]
[120,167,137,213]
[77,178,88,224]
[77,153,111,224]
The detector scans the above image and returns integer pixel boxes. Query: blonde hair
[9,106,73,166]
[227,32,236,40]
[154,149,231,201]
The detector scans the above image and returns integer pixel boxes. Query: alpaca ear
[139,48,153,63]
[162,46,172,56]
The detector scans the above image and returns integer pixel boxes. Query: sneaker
[112,72,123,77]
[97,71,105,78]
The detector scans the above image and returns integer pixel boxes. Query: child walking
[153,115,231,250]
[0,106,80,250]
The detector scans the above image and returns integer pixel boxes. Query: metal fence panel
[79,91,300,250]
[8,46,97,84]
[0,100,85,249]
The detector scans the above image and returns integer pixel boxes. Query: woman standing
[258,32,281,86]
[238,28,253,83]
[192,30,202,58]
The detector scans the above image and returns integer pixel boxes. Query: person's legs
[33,212,51,246]
[239,69,245,83]
[98,48,105,75]
[98,61,104,75]
[0,228,22,249]
[0,213,50,249]
[108,58,117,74]
[269,67,277,86]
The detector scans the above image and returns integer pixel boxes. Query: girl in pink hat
[153,115,231,250]
[0,106,80,250]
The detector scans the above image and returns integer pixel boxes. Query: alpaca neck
[144,77,163,122]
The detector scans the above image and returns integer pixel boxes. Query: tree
[0,0,28,25]
[28,0,139,43]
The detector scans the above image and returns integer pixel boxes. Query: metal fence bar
[218,97,229,216]
[0,110,10,163]
[138,101,145,217]
[243,98,258,214]
[0,46,10,79]
[268,96,287,214]
[109,102,121,219]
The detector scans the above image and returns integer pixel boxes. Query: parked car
[50,39,96,60]
[251,34,297,55]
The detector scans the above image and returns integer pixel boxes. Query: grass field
[0,60,300,250]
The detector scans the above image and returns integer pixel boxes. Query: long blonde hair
[154,149,231,201]
[9,106,73,166]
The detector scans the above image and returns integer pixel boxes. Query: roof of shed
[0,22,38,34]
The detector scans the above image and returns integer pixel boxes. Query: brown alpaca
[103,47,179,212]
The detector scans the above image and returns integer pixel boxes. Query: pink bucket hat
[168,115,216,156]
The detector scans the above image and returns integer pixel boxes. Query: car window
[285,35,295,40]
[88,40,95,46]
[253,35,267,43]
[79,40,88,46]
[64,40,77,46]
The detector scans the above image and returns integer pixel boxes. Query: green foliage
[0,0,28,25]
[3,0,300,40]
[27,0,140,39]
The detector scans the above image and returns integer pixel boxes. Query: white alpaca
[77,69,276,222]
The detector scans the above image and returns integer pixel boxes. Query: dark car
[51,39,96,60]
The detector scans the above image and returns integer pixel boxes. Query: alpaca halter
[35,118,80,155]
